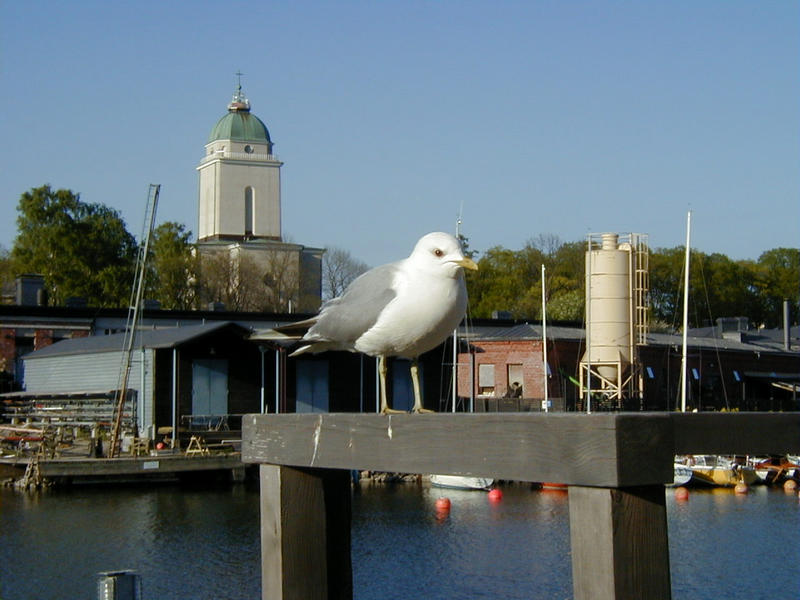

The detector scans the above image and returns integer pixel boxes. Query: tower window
[245,187,254,236]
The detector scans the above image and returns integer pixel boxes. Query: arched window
[244,187,254,236]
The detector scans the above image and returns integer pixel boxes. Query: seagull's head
[410,232,479,277]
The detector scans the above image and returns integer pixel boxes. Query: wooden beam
[569,485,671,600]
[670,412,800,455]
[259,465,352,600]
[243,413,675,487]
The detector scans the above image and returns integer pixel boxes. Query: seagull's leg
[379,355,404,414]
[379,355,389,413]
[411,357,433,413]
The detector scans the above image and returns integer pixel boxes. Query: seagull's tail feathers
[273,316,318,337]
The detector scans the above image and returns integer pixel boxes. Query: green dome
[208,110,272,144]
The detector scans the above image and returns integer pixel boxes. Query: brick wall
[458,340,545,398]
[33,329,55,350]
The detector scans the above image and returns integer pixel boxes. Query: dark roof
[464,321,799,356]
[24,322,249,360]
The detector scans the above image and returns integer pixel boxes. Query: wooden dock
[0,451,246,485]
[242,411,800,600]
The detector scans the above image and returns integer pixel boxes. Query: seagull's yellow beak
[456,257,479,271]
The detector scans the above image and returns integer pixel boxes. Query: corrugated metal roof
[24,321,248,360]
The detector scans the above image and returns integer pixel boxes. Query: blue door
[296,360,329,413]
[192,359,229,426]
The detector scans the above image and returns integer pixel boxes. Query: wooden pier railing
[242,412,800,600]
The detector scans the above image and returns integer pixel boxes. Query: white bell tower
[197,76,282,242]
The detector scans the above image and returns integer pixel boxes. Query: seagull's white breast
[354,260,467,358]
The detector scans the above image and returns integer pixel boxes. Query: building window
[507,364,523,397]
[478,364,495,396]
[244,187,254,236]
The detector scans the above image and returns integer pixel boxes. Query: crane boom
[108,184,160,458]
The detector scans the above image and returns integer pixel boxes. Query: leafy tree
[755,248,800,327]
[468,246,529,318]
[11,185,137,307]
[148,222,198,310]
[0,245,14,304]
[322,246,369,301]
[648,247,686,328]
[468,237,586,321]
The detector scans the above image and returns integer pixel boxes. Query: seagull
[280,232,478,413]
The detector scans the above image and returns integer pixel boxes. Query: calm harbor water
[1,480,798,599]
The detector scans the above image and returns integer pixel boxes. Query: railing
[242,412,800,600]
[198,150,280,164]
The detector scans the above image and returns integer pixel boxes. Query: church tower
[196,78,323,313]
[197,79,282,241]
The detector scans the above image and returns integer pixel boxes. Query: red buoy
[674,486,689,502]
[435,497,451,511]
[734,481,749,495]
[783,479,798,492]
[488,488,503,502]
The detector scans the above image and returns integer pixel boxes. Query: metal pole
[586,236,592,414]
[452,329,458,412]
[171,347,177,448]
[542,264,549,413]
[275,348,280,414]
[259,346,266,414]
[681,211,691,413]
[139,348,145,437]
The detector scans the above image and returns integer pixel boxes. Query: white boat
[430,474,494,490]
[670,461,693,487]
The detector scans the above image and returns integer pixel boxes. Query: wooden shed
[20,322,262,441]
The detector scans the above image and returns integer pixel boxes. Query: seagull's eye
[433,248,444,258]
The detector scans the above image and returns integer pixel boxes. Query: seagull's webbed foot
[381,406,405,415]
[412,406,435,414]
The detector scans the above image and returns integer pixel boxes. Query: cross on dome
[228,70,251,112]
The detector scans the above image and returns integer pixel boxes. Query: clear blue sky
[2,1,797,267]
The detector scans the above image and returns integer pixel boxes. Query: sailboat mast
[452,210,463,413]
[680,211,691,413]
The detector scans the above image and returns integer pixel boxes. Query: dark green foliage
[147,222,198,310]
[468,237,799,330]
[11,185,137,307]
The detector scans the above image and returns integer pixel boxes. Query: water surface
[1,482,797,599]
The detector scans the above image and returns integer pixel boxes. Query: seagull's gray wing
[302,262,399,347]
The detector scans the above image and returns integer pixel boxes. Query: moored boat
[669,460,693,487]
[429,474,494,490]
[683,455,759,487]
[751,456,800,485]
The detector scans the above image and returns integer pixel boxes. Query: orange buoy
[488,488,503,502]
[783,479,797,492]
[674,486,689,502]
[435,497,451,511]
[734,481,749,495]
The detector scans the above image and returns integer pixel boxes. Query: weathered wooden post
[259,465,351,600]
[569,485,671,599]
[242,412,800,600]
